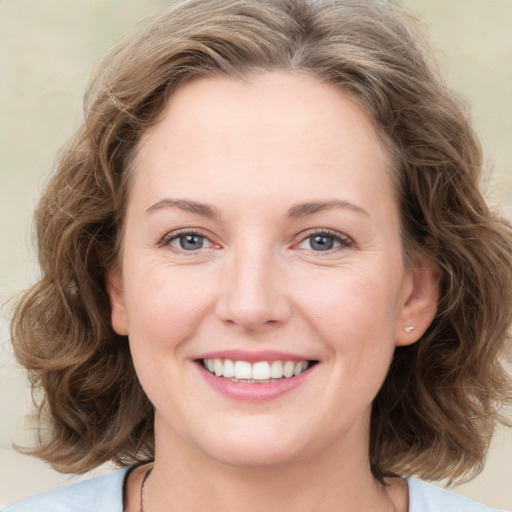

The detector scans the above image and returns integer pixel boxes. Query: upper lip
[194,349,316,363]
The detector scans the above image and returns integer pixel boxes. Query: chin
[205,439,306,468]
[192,419,315,468]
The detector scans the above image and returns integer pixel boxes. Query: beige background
[1,0,511,508]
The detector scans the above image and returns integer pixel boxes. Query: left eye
[163,231,216,252]
[297,231,350,252]
[173,233,205,251]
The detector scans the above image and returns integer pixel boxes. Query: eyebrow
[287,200,370,218]
[145,198,368,219]
[145,198,220,218]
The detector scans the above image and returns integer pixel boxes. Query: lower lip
[196,363,315,402]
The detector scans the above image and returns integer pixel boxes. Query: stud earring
[404,325,414,333]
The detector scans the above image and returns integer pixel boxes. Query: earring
[404,325,414,333]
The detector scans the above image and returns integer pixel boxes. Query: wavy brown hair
[11,0,512,480]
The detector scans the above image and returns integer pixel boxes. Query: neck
[142,417,401,512]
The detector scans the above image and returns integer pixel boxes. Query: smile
[201,358,313,382]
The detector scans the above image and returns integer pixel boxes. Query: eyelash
[296,229,353,253]
[158,228,353,254]
[159,229,216,253]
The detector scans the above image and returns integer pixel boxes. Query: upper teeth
[203,359,310,380]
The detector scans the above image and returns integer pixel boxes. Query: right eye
[171,233,206,251]
[161,230,219,253]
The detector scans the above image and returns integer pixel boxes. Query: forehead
[131,71,396,212]
[142,72,386,151]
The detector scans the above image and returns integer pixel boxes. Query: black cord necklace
[140,466,153,512]
[138,465,398,512]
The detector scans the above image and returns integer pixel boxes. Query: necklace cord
[138,465,398,512]
[140,467,153,512]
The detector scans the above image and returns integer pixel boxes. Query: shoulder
[1,468,130,512]
[407,477,505,512]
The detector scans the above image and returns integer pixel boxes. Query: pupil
[311,235,333,251]
[180,234,203,250]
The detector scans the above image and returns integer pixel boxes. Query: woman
[5,0,512,510]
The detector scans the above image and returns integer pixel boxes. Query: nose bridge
[216,237,289,331]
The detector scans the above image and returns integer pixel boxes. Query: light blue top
[2,468,505,511]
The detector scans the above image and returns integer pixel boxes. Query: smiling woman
[5,1,512,512]
[107,74,430,476]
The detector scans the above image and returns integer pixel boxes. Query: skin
[109,71,438,512]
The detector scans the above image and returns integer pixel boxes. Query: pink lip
[195,349,312,363]
[195,360,316,402]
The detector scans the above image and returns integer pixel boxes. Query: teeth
[252,361,270,380]
[223,358,235,378]
[203,358,312,381]
[214,359,223,377]
[270,360,283,379]
[283,361,295,378]
[294,361,308,376]
[234,361,252,379]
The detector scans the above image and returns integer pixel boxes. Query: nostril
[215,265,291,331]
[216,302,291,332]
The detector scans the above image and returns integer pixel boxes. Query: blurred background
[1,0,511,508]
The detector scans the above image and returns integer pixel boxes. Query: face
[108,72,437,469]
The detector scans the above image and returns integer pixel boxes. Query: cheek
[293,266,404,393]
[122,264,216,352]
[121,268,216,408]
[295,266,404,344]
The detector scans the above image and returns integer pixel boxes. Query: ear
[106,267,129,336]
[395,256,439,347]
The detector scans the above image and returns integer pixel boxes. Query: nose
[215,245,291,332]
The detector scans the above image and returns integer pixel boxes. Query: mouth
[200,358,318,383]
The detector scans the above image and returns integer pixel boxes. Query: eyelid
[158,228,220,252]
[157,227,353,253]
[294,228,354,251]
